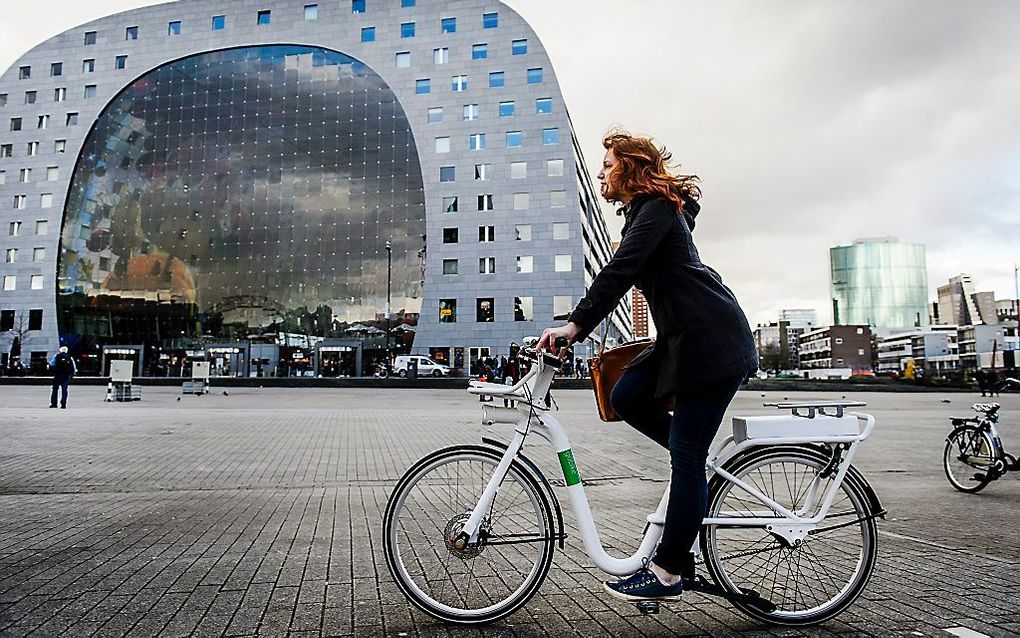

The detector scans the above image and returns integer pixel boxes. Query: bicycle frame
[460,354,876,577]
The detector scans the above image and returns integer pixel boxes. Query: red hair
[603,129,701,214]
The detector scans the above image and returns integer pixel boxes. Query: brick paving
[1,385,1018,637]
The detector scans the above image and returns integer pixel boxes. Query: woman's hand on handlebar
[537,322,580,357]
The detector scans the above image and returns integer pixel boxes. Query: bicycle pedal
[972,473,986,481]
[635,600,660,614]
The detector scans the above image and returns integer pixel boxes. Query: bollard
[105,381,114,402]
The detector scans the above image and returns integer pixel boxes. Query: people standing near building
[48,346,77,409]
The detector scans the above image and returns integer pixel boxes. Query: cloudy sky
[3,0,1018,326]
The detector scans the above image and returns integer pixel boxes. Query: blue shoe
[603,565,683,601]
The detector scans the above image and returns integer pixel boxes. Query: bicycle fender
[482,437,566,549]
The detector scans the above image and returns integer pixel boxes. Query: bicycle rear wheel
[943,426,995,493]
[383,445,555,624]
[701,446,878,626]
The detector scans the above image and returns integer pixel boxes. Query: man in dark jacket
[539,130,758,602]
[49,346,77,409]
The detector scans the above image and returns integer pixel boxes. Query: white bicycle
[383,340,884,626]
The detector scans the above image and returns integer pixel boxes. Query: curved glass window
[58,45,426,376]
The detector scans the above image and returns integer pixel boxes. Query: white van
[393,355,451,377]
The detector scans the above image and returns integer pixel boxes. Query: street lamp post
[385,240,392,371]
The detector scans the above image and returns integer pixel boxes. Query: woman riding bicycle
[538,130,758,601]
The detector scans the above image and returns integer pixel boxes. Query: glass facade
[57,45,426,376]
[830,240,928,331]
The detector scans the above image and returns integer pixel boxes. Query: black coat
[568,194,758,397]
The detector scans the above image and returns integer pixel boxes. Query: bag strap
[598,320,609,357]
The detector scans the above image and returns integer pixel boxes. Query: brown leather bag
[589,339,673,422]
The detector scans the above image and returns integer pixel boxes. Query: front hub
[443,514,488,559]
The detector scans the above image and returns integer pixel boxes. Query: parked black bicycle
[943,392,1019,493]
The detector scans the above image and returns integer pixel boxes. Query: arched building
[0,0,630,377]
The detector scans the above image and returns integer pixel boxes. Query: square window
[46,167,59,181]
[4,248,14,262]
[19,66,31,80]
[547,159,564,176]
[212,15,225,30]
[435,136,450,153]
[439,165,455,182]
[476,298,494,322]
[0,94,6,106]
[33,247,45,262]
[527,68,544,84]
[257,11,271,25]
[35,220,48,235]
[489,71,504,88]
[19,168,30,182]
[9,220,22,235]
[31,275,43,290]
[553,222,570,240]
[474,163,490,180]
[441,17,456,33]
[442,259,458,275]
[83,59,95,73]
[483,12,498,28]
[304,4,318,20]
[472,43,487,60]
[0,145,12,158]
[84,31,97,45]
[415,78,430,94]
[478,225,494,242]
[361,27,376,42]
[499,101,515,117]
[463,104,479,120]
[0,310,12,330]
[396,51,411,68]
[54,140,66,153]
[434,47,448,64]
[515,224,531,241]
[443,196,458,212]
[550,190,566,207]
[516,256,533,273]
[427,106,442,122]
[479,257,496,274]
[510,161,527,179]
[14,194,26,209]
[168,21,182,36]
[50,62,62,77]
[10,118,21,132]
[514,296,533,321]
[40,193,53,208]
[28,309,43,331]
[401,21,415,37]
[84,85,97,99]
[512,38,528,55]
[542,128,559,145]
[452,75,467,91]
[352,0,366,13]
[442,227,459,243]
[478,194,493,211]
[27,141,38,155]
[553,296,572,320]
[513,193,529,210]
[439,299,457,323]
[54,87,67,102]
[115,55,127,69]
[469,133,485,150]
[506,131,522,148]
[25,91,36,105]
[0,170,4,184]
[2,276,15,291]
[402,0,415,6]
[536,97,552,114]
[126,26,139,39]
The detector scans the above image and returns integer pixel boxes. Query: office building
[829,238,928,333]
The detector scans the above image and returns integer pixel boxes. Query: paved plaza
[1,383,1018,637]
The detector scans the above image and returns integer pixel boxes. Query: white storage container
[732,414,861,443]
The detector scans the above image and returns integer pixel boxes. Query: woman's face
[597,149,626,202]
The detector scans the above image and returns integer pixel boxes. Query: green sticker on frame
[558,449,581,486]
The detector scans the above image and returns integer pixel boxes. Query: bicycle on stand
[383,338,885,626]
[944,400,1019,493]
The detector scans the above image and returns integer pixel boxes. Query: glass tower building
[829,238,928,333]
[0,0,630,376]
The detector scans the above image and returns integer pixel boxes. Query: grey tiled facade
[0,0,631,373]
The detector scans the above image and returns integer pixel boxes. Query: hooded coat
[568,194,758,397]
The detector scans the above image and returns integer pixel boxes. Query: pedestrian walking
[49,346,77,409]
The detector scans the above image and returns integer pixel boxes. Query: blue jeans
[50,376,70,407]
[610,357,743,576]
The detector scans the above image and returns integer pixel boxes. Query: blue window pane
[483,12,498,28]
[472,43,487,60]
[506,131,522,148]
[499,101,515,117]
[401,22,415,37]
[168,21,182,35]
[441,17,456,33]
[352,0,366,13]
[489,72,504,88]
[527,68,543,84]
[402,0,415,6]
[361,27,376,42]
[512,39,528,55]
[439,165,455,182]
[536,98,552,114]
[212,15,225,30]
[542,128,559,145]
[257,11,271,25]
[415,78,430,94]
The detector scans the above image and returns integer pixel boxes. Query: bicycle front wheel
[943,426,995,493]
[383,445,555,624]
[701,446,878,626]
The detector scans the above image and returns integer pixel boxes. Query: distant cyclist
[49,346,78,409]
[539,130,757,601]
